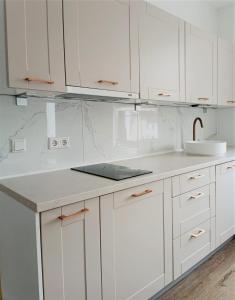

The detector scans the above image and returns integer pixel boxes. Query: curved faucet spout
[193,117,204,141]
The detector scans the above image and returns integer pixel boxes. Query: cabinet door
[218,39,234,106]
[41,198,101,300]
[101,180,172,300]
[139,3,185,102]
[63,0,139,93]
[216,162,235,247]
[5,0,65,91]
[185,24,217,105]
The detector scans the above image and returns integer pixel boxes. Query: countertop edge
[1,154,235,213]
[0,184,38,212]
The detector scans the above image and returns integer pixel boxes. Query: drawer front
[174,218,215,279]
[173,185,211,239]
[179,168,210,194]
[114,180,163,209]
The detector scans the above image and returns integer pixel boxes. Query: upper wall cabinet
[218,39,234,106]
[185,24,217,105]
[63,0,139,94]
[138,3,185,102]
[5,0,65,92]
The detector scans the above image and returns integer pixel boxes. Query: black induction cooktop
[71,163,152,181]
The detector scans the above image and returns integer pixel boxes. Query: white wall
[150,0,234,42]
[149,0,218,33]
[217,3,234,42]
[0,97,217,179]
[217,109,235,145]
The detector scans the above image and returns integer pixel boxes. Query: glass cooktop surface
[71,163,152,181]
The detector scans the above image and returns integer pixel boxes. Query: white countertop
[1,149,235,212]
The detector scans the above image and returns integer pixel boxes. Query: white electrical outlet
[60,137,70,148]
[48,137,60,150]
[11,138,26,152]
[16,97,28,106]
[48,137,70,150]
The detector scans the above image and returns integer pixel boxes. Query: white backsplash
[0,95,220,178]
[217,109,235,146]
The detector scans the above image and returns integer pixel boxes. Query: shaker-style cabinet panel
[216,162,235,247]
[5,0,65,91]
[100,180,172,300]
[218,39,234,106]
[174,218,215,279]
[41,198,101,300]
[185,24,217,105]
[63,0,139,94]
[138,3,185,102]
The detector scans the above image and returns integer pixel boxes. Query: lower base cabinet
[2,163,235,299]
[41,180,172,300]
[100,180,172,300]
[216,162,235,247]
[37,164,235,299]
[41,198,101,300]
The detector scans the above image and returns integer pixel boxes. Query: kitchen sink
[185,140,227,156]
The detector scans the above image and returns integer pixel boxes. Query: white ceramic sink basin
[185,140,227,156]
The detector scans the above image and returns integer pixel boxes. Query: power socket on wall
[48,137,70,150]
[11,138,26,153]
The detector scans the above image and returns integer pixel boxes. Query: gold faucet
[193,117,204,141]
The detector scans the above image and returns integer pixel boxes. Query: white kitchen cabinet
[138,2,185,102]
[100,179,172,300]
[5,0,65,91]
[218,39,234,106]
[63,0,139,94]
[172,166,216,279]
[185,24,217,105]
[41,198,101,300]
[216,162,235,247]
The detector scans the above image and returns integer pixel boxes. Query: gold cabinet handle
[190,229,206,239]
[97,80,119,85]
[198,97,209,101]
[227,165,235,170]
[189,174,205,180]
[131,189,153,197]
[58,208,89,221]
[227,100,235,104]
[158,92,172,97]
[24,77,54,84]
[189,192,205,200]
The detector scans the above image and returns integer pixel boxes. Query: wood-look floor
[159,239,235,300]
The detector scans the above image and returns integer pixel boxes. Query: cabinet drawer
[114,180,163,209]
[173,185,212,239]
[174,218,215,279]
[173,167,211,196]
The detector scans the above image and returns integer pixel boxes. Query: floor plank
[159,239,235,300]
